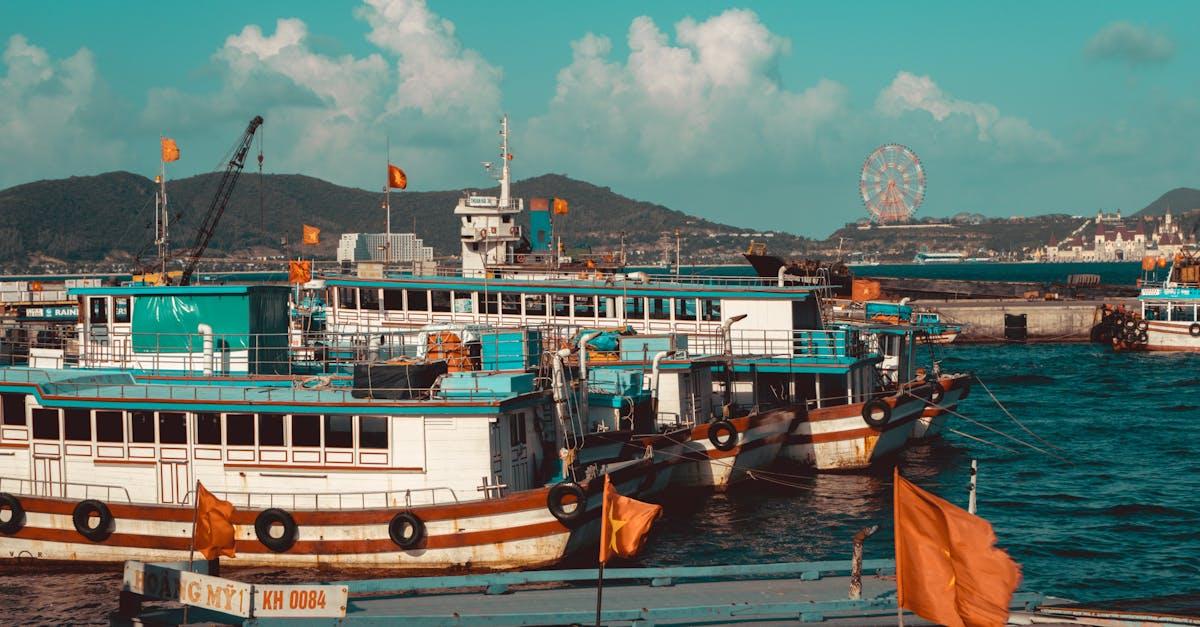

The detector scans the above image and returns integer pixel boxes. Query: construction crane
[178,115,264,286]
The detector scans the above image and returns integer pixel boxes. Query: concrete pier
[916,298,1139,343]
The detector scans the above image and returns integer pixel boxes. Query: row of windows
[336,287,722,322]
[87,296,131,324]
[4,399,389,450]
[1144,302,1198,322]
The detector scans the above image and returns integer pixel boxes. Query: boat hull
[781,386,931,471]
[658,407,798,491]
[909,374,971,440]
[1114,320,1200,352]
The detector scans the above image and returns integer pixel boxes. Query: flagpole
[385,136,392,266]
[595,562,605,627]
[184,479,200,624]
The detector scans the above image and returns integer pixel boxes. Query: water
[641,343,1200,603]
[4,343,1196,621]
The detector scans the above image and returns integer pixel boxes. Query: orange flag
[388,164,407,190]
[288,259,312,284]
[193,483,236,561]
[161,137,180,162]
[894,468,1021,627]
[599,475,662,564]
[552,197,569,215]
[302,224,320,245]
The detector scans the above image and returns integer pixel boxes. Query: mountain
[1134,187,1200,217]
[0,171,811,269]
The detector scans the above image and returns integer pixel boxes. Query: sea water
[642,343,1200,603]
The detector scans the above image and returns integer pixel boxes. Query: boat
[0,283,660,570]
[741,241,853,296]
[1093,251,1200,352]
[913,251,965,264]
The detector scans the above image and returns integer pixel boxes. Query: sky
[2,1,1197,237]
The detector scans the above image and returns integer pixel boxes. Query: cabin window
[225,413,255,446]
[31,408,59,440]
[430,290,452,313]
[1172,305,1196,322]
[501,293,522,315]
[454,291,474,313]
[598,297,613,318]
[1145,304,1167,320]
[701,299,721,322]
[130,411,155,443]
[649,297,671,320]
[574,295,596,317]
[158,412,187,444]
[114,297,131,323]
[406,289,428,312]
[359,416,388,449]
[258,414,285,447]
[624,297,645,320]
[525,294,546,316]
[95,411,124,442]
[480,292,499,314]
[552,294,570,317]
[196,412,222,445]
[324,415,353,448]
[383,289,404,311]
[675,298,697,321]
[0,393,25,426]
[292,414,322,447]
[337,287,357,310]
[359,288,380,311]
[88,297,108,324]
[509,412,527,446]
[64,408,91,441]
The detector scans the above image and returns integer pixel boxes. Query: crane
[177,115,264,286]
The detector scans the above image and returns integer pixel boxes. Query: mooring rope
[914,392,1075,465]
[974,375,1069,454]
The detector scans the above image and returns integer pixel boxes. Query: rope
[945,427,1020,454]
[974,375,1068,454]
[918,391,1075,465]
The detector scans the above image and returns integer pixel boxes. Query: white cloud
[0,35,125,187]
[876,71,1063,160]
[1085,21,1175,66]
[524,9,848,178]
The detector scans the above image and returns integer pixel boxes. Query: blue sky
[2,1,1197,237]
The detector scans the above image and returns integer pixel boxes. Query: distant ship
[913,251,965,264]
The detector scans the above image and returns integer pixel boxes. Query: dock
[117,559,1048,625]
[915,298,1138,343]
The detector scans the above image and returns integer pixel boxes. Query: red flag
[288,259,312,284]
[161,137,180,162]
[894,468,1021,627]
[302,224,320,245]
[193,483,236,561]
[599,475,661,564]
[388,164,407,190]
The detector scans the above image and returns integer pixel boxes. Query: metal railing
[687,328,867,360]
[0,476,133,502]
[183,486,460,510]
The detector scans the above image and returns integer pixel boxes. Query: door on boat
[29,407,64,496]
[155,412,190,504]
[506,411,533,492]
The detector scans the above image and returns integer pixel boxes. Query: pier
[916,298,1138,343]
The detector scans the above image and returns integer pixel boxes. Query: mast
[155,146,169,277]
[385,136,392,265]
[499,114,510,208]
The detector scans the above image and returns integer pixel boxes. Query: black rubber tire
[1138,331,1149,344]
[254,508,298,553]
[862,399,892,428]
[547,482,587,525]
[1190,323,1200,338]
[929,381,946,405]
[73,499,114,542]
[707,420,738,452]
[1124,318,1137,330]
[388,512,425,549]
[0,492,25,535]
[1137,320,1149,332]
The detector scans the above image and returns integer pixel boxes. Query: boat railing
[181,486,461,510]
[0,476,133,503]
[688,328,867,360]
[321,266,827,289]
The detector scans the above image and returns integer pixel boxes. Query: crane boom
[178,115,264,285]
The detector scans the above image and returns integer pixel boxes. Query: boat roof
[0,367,539,415]
[68,284,291,297]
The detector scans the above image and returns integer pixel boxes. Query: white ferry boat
[913,251,965,264]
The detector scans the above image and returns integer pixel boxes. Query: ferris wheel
[860,144,925,223]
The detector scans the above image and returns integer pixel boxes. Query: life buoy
[707,420,738,451]
[547,482,586,524]
[862,399,892,428]
[516,254,527,263]
[0,493,25,534]
[73,499,114,542]
[388,512,426,549]
[255,508,298,552]
[1190,323,1200,338]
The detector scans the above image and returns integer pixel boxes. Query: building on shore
[336,233,435,264]
[1041,209,1191,261]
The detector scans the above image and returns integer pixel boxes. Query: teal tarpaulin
[131,295,251,353]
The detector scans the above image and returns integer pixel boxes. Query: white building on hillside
[1042,209,1190,261]
[337,233,435,263]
